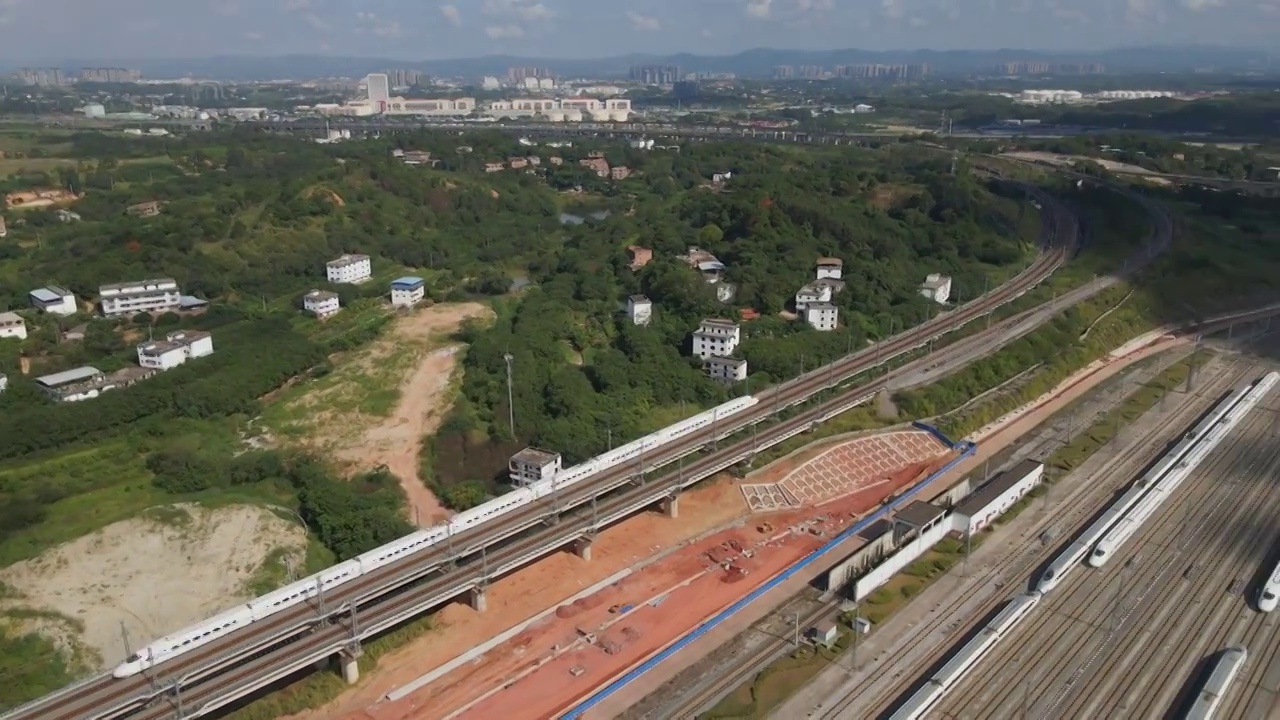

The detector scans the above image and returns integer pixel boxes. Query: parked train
[1089,372,1276,568]
[112,396,760,678]
[888,593,1041,720]
[1257,561,1280,612]
[1036,378,1259,594]
[1185,645,1248,720]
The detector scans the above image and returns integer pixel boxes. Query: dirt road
[336,303,493,526]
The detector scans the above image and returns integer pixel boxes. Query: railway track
[663,598,839,718]
[819,359,1249,719]
[925,373,1280,719]
[8,190,1076,720]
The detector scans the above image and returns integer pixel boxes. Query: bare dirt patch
[0,504,306,670]
[330,303,494,525]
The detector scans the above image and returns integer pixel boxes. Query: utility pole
[503,353,516,439]
[120,622,133,660]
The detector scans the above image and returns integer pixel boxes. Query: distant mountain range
[15,46,1274,81]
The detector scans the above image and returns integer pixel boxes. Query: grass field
[0,417,323,570]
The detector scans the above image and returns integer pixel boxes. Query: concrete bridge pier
[573,536,593,561]
[469,585,489,613]
[660,495,680,519]
[338,646,362,685]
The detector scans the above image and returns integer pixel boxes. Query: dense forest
[425,144,1040,498]
[0,126,1039,526]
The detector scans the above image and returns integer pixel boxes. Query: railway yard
[801,337,1280,720]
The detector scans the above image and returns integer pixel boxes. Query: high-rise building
[79,67,141,83]
[18,68,67,86]
[774,65,796,79]
[507,66,553,83]
[629,65,680,85]
[365,73,391,112]
[384,69,423,87]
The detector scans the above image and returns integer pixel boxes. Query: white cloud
[626,10,661,30]
[356,11,404,37]
[281,0,310,10]
[700,27,713,37]
[440,3,462,25]
[882,0,905,18]
[1181,0,1223,8]
[746,0,772,17]
[908,14,927,24]
[303,11,329,30]
[1260,1,1279,13]
[244,30,264,40]
[484,0,554,21]
[211,0,239,16]
[485,23,525,37]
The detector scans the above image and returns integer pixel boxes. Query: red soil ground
[315,431,952,720]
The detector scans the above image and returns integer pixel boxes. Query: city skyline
[0,0,1276,62]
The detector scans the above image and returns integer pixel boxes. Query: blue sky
[0,0,1275,61]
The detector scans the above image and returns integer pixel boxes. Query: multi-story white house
[303,290,341,318]
[29,285,77,315]
[794,282,834,312]
[136,330,214,371]
[390,276,426,307]
[692,318,741,359]
[0,312,27,340]
[627,295,652,326]
[805,302,839,332]
[816,257,843,281]
[705,356,748,384]
[509,448,562,487]
[920,273,952,304]
[99,278,181,317]
[325,254,372,284]
[0,372,7,394]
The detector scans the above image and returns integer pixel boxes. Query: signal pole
[503,353,516,438]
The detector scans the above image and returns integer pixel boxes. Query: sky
[0,0,1276,61]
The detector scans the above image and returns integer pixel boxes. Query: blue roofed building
[390,276,426,307]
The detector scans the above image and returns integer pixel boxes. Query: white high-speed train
[1258,561,1280,613]
[1035,381,1253,595]
[112,395,759,678]
[889,593,1041,720]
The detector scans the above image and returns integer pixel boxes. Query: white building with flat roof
[805,302,839,332]
[390,276,426,307]
[136,330,214,371]
[29,285,77,315]
[920,273,952,304]
[627,295,652,326]
[99,278,181,317]
[692,318,740,359]
[705,356,748,383]
[815,257,843,281]
[326,254,372,284]
[795,282,833,312]
[509,448,562,487]
[303,290,341,318]
[0,312,27,340]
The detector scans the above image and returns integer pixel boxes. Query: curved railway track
[925,384,1280,720]
[819,360,1250,720]
[7,189,1076,720]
